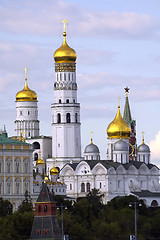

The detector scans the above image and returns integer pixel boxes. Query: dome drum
[84,143,100,154]
[114,140,128,151]
[137,143,150,153]
[55,63,76,72]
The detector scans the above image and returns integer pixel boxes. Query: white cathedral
[13,21,160,207]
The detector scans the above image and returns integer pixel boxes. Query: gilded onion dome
[107,105,131,139]
[54,31,77,63]
[50,163,59,175]
[36,153,45,165]
[16,68,37,102]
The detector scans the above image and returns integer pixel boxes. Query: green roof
[123,95,132,124]
[0,133,29,145]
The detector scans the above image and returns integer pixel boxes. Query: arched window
[57,113,61,123]
[16,162,20,173]
[100,182,102,189]
[66,99,69,103]
[81,183,85,192]
[64,73,66,81]
[44,205,48,212]
[143,155,145,162]
[75,113,78,123]
[38,205,41,212]
[59,99,61,103]
[68,74,70,81]
[151,200,158,207]
[86,183,90,192]
[33,142,40,149]
[34,153,38,161]
[66,113,71,123]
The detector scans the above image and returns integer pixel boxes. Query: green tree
[0,197,13,216]
[18,191,33,213]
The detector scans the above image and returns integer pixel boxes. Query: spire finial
[21,130,25,142]
[90,131,93,144]
[39,150,41,159]
[124,86,130,97]
[142,131,145,144]
[53,157,56,165]
[61,18,68,33]
[118,97,121,108]
[24,67,28,80]
[24,68,28,88]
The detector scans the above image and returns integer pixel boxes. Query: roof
[62,160,159,171]
[36,183,54,203]
[123,93,132,124]
[26,135,52,140]
[132,190,160,198]
[0,133,29,145]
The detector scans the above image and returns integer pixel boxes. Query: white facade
[107,138,129,161]
[15,101,39,138]
[51,62,81,169]
[60,160,160,205]
[26,136,52,166]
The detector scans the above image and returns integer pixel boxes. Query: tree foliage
[0,193,160,240]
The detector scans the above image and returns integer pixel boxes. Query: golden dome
[50,163,59,175]
[16,77,37,102]
[36,156,45,165]
[54,31,77,63]
[107,105,131,139]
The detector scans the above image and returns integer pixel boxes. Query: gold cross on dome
[24,67,28,79]
[61,19,68,32]
[142,131,145,144]
[90,131,93,144]
[118,97,121,106]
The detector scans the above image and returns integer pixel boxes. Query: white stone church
[13,21,160,207]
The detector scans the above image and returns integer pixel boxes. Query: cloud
[0,0,158,39]
[78,72,160,101]
[78,49,117,66]
[149,131,160,167]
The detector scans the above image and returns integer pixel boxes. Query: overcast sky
[0,0,160,165]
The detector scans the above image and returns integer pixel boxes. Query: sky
[0,0,160,165]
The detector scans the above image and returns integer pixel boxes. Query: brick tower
[30,183,62,239]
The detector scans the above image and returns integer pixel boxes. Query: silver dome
[114,139,128,151]
[138,143,150,152]
[84,143,99,153]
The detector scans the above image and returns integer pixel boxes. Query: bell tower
[51,19,81,169]
[15,68,39,139]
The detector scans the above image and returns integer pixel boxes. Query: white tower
[51,20,81,168]
[15,68,39,139]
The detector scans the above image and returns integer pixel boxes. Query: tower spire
[123,87,132,124]
[142,131,145,144]
[24,67,28,88]
[90,131,93,144]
